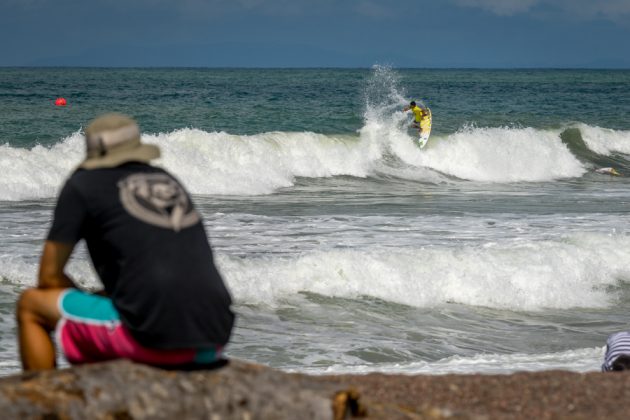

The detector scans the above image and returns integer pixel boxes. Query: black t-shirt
[48,162,234,349]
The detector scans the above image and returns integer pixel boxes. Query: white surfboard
[417,107,432,148]
[418,129,430,148]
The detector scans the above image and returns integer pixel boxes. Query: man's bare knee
[16,288,63,329]
[17,288,40,317]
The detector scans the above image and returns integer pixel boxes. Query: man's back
[50,162,234,349]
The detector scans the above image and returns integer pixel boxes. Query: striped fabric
[602,331,630,372]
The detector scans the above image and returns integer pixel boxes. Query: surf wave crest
[219,232,630,311]
[4,122,630,200]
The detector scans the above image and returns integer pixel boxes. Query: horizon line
[2,66,630,71]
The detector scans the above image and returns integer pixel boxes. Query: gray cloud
[453,0,539,16]
[2,0,305,13]
[353,1,396,19]
[452,0,630,20]
[5,0,630,20]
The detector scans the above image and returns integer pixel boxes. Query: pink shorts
[55,289,222,367]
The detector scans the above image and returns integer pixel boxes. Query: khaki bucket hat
[80,113,160,169]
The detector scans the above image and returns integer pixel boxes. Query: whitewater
[5,122,630,200]
[1,67,630,376]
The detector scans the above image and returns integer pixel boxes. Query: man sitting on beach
[16,113,234,371]
[602,331,630,371]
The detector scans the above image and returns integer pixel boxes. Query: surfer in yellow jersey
[403,101,432,147]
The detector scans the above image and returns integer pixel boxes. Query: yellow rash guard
[411,105,432,130]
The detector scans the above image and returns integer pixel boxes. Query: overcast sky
[2,0,629,67]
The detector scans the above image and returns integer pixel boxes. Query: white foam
[294,347,605,375]
[3,232,625,312]
[0,134,83,201]
[150,129,378,195]
[3,122,628,201]
[578,124,630,155]
[0,252,99,289]
[363,123,587,182]
[0,129,384,200]
[418,126,586,182]
[218,232,630,311]
[0,256,37,286]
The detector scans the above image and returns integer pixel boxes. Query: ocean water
[1,67,630,376]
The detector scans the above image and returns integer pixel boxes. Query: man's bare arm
[38,241,78,289]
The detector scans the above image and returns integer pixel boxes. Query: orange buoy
[54,97,67,106]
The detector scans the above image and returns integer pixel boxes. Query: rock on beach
[0,359,629,419]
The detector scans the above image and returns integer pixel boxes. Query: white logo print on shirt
[118,173,200,231]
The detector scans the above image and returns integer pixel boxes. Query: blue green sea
[1,67,630,376]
